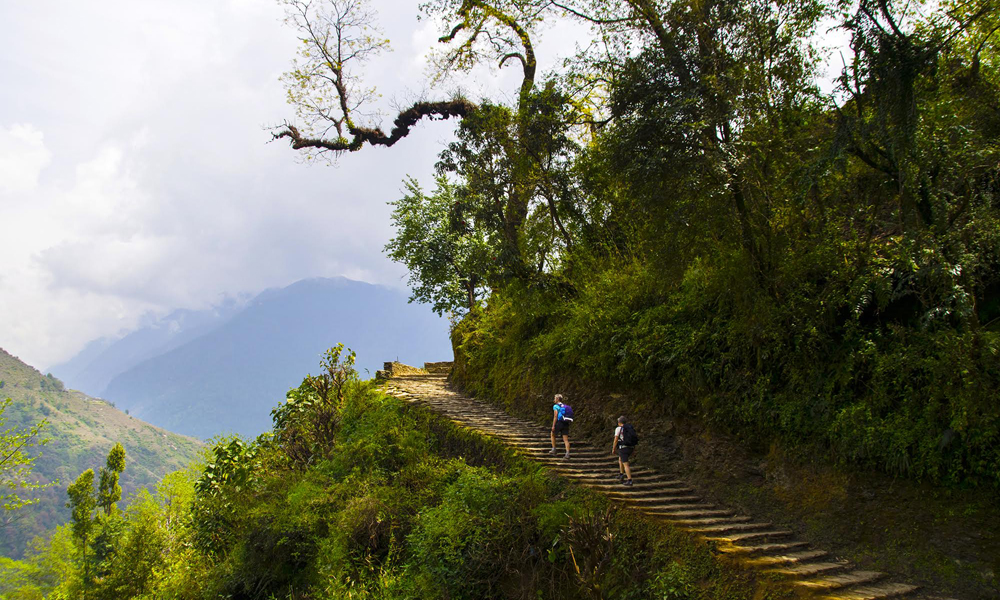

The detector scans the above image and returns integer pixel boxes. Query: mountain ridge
[47,298,247,397]
[96,276,452,438]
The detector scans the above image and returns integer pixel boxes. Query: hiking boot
[563,452,570,459]
[548,448,557,455]
[622,479,633,487]
[618,473,627,481]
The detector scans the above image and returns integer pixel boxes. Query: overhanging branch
[273,98,478,152]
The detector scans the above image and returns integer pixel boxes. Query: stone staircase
[382,368,945,600]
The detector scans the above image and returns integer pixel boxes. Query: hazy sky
[0,0,589,368]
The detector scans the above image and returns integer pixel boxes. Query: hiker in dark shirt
[612,416,635,486]
[549,394,571,459]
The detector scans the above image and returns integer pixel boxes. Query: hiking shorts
[617,446,634,462]
[554,419,571,436]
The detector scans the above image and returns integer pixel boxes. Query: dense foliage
[365,0,1000,486]
[0,350,766,600]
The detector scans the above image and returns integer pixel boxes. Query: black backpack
[621,423,639,446]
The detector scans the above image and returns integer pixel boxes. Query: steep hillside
[103,277,452,438]
[47,299,246,397]
[0,348,202,559]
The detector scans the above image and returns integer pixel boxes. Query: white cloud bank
[0,124,51,195]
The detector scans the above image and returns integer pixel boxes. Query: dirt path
[383,371,943,600]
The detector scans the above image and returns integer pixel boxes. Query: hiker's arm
[611,434,618,455]
[551,410,557,429]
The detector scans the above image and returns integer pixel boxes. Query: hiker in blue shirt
[549,394,571,459]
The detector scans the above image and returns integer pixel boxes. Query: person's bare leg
[563,435,570,456]
[618,457,625,476]
[550,429,556,451]
[623,461,632,480]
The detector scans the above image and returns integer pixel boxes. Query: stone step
[545,466,662,478]
[455,412,532,420]
[625,503,717,512]
[704,530,793,543]
[574,478,685,489]
[717,541,810,556]
[766,561,851,578]
[668,515,753,526]
[533,455,621,464]
[560,463,659,472]
[532,464,622,474]
[744,549,829,567]
[504,434,598,448]
[517,444,604,458]
[614,495,711,505]
[819,582,919,600]
[641,508,735,518]
[520,445,601,453]
[496,435,594,445]
[527,453,611,461]
[583,482,691,493]
[502,440,598,450]
[795,571,885,592]
[684,522,775,534]
[603,488,699,499]
[455,418,536,427]
[521,446,606,454]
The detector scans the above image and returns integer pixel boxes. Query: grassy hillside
[0,348,202,558]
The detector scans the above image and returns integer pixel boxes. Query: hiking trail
[381,365,944,600]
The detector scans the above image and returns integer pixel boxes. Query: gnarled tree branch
[273,98,478,152]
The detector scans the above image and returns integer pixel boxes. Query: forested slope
[0,349,202,558]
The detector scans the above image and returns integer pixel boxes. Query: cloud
[0,123,51,195]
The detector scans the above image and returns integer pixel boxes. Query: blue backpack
[561,404,574,421]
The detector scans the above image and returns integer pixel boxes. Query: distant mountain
[102,277,453,439]
[0,348,201,559]
[45,336,115,384]
[48,299,246,398]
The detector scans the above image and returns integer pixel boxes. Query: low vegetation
[1,348,778,600]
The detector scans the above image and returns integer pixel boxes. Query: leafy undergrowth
[0,351,787,600]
